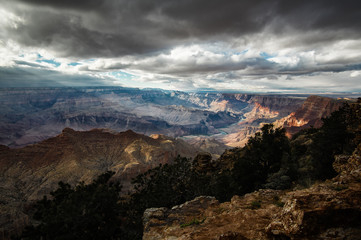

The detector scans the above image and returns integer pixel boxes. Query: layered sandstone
[217,96,304,147]
[274,95,345,137]
[221,95,345,147]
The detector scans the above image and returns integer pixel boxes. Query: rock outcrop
[143,144,361,240]
[143,190,287,240]
[0,128,199,238]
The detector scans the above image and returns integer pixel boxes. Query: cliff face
[0,128,199,238]
[274,95,345,137]
[143,144,361,240]
[218,96,304,147]
[222,95,344,147]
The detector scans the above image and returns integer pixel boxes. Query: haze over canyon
[0,87,347,150]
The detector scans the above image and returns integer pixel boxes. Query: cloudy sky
[1,0,361,93]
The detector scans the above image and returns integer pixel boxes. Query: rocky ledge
[143,144,361,240]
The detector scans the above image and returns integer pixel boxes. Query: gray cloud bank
[6,0,360,57]
[1,0,361,92]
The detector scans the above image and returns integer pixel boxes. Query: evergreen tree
[21,172,123,240]
[231,124,293,195]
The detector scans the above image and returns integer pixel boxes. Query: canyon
[0,87,307,149]
[0,87,352,239]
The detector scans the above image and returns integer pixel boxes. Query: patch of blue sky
[260,52,276,59]
[36,58,61,67]
[109,71,135,79]
[35,53,61,67]
[237,49,249,55]
[68,62,81,66]
[83,59,96,62]
[219,49,248,57]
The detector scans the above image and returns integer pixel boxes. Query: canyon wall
[274,95,345,137]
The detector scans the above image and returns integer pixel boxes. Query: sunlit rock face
[218,95,305,147]
[274,95,345,137]
[222,95,347,147]
[143,144,361,240]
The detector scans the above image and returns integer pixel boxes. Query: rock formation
[143,144,361,240]
[213,95,305,147]
[0,128,199,238]
[274,95,345,137]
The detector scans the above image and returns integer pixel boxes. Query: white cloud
[351,71,361,78]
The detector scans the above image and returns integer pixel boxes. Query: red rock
[275,95,345,137]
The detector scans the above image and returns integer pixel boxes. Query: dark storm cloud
[0,66,110,87]
[158,58,277,75]
[7,8,160,57]
[18,0,103,11]
[7,0,361,58]
[274,0,361,31]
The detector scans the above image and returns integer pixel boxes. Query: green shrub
[180,218,206,228]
